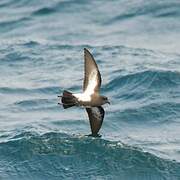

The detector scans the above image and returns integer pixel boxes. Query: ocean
[0,0,180,179]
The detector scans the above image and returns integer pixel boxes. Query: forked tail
[59,90,77,109]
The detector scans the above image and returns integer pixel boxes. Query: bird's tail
[60,90,77,109]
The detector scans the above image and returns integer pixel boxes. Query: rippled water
[0,0,180,179]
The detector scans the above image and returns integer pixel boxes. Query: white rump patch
[73,93,91,102]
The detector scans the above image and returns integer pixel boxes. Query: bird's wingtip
[86,133,102,138]
[84,48,90,53]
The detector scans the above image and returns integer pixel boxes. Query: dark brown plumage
[83,48,102,92]
[86,106,105,136]
[59,48,110,136]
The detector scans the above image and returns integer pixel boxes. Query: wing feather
[83,48,101,94]
[86,106,104,136]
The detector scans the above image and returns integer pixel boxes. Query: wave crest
[0,132,179,179]
[106,70,180,92]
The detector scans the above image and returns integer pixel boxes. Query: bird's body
[59,48,109,136]
[73,93,104,107]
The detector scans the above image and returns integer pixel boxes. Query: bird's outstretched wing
[86,106,104,136]
[83,48,101,95]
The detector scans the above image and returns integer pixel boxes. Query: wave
[104,1,180,25]
[114,101,180,124]
[13,98,57,112]
[0,17,30,33]
[0,132,179,179]
[0,86,60,95]
[106,70,180,93]
[0,1,180,179]
[105,69,180,124]
[31,0,88,17]
[33,7,56,16]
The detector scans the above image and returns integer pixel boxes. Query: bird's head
[101,96,110,105]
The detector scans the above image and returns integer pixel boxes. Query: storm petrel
[59,48,110,136]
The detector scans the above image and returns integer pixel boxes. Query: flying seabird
[58,48,110,137]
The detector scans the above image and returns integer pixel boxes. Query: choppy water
[0,0,180,179]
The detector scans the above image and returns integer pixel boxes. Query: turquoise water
[0,0,180,179]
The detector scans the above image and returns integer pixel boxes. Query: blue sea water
[0,0,180,179]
